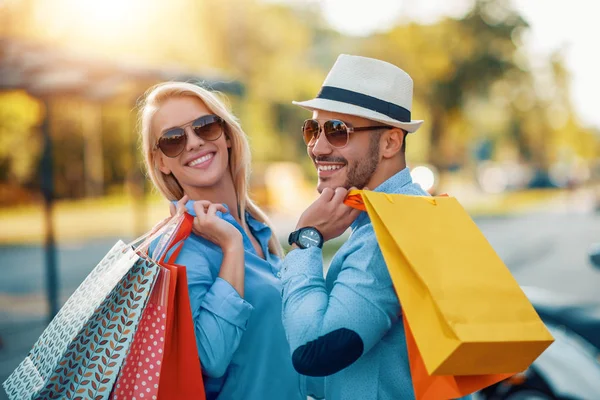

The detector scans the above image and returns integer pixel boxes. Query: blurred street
[2,206,600,398]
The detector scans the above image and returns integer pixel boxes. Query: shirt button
[276,272,282,278]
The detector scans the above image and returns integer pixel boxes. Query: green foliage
[0,91,43,183]
[0,0,597,206]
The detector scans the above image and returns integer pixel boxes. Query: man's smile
[316,162,346,178]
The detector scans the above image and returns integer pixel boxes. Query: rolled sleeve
[201,277,253,330]
[281,247,323,280]
[281,225,400,375]
[281,247,328,350]
[176,242,254,378]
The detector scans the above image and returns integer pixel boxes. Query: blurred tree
[193,0,326,162]
[1,0,597,207]
[0,91,43,186]
[363,0,528,171]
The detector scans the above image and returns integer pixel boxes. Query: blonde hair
[139,81,283,258]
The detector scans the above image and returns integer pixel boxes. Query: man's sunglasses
[155,114,224,158]
[302,119,391,149]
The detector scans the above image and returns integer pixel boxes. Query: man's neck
[365,156,407,190]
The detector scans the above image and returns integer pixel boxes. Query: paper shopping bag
[111,267,170,400]
[344,191,553,382]
[154,213,206,400]
[403,314,512,400]
[2,241,142,400]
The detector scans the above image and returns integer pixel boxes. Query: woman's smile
[186,152,216,169]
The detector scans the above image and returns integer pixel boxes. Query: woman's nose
[185,126,205,151]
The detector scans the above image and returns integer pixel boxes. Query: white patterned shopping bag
[2,241,139,400]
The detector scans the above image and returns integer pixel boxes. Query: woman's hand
[171,195,243,252]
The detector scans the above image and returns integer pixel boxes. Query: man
[281,54,467,399]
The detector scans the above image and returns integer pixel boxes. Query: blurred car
[475,248,600,400]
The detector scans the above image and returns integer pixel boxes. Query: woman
[140,82,320,399]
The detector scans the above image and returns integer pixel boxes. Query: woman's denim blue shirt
[154,201,319,400]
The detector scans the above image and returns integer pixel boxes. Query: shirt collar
[351,167,414,229]
[373,167,414,195]
[177,199,270,235]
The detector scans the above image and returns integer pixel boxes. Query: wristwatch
[288,227,324,249]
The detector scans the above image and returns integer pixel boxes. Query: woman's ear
[381,128,404,159]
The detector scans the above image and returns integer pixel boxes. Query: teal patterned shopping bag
[37,257,159,399]
[3,244,160,400]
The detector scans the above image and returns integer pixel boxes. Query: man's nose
[310,130,332,156]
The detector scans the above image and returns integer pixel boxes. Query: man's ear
[381,128,404,159]
[156,153,171,175]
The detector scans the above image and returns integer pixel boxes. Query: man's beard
[342,133,381,189]
[314,132,382,191]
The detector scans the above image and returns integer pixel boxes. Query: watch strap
[288,230,301,247]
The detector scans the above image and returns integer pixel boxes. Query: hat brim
[292,98,423,133]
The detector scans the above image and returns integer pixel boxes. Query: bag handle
[343,190,396,210]
[156,212,194,265]
[344,189,449,211]
[344,189,367,211]
[127,215,179,256]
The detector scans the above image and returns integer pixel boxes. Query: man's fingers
[349,207,362,220]
[332,187,348,204]
[340,202,361,222]
[320,187,335,202]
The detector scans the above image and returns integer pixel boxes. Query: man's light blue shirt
[281,167,472,400]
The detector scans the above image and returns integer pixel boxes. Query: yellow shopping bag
[344,190,554,377]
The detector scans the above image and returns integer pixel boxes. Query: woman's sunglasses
[155,114,224,158]
[302,119,391,149]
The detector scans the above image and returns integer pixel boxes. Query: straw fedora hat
[293,54,423,133]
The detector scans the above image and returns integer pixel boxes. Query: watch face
[299,228,322,248]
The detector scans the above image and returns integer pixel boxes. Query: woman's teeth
[188,153,214,167]
[318,165,343,171]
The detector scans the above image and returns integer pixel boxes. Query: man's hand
[296,187,362,242]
